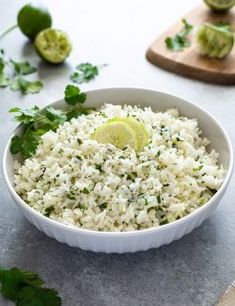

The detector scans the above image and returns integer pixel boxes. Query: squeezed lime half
[34,29,72,64]
[92,121,138,150]
[108,116,149,151]
[197,23,234,58]
[204,0,235,11]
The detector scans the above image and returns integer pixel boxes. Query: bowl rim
[2,87,234,237]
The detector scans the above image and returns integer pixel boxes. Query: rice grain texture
[14,104,225,231]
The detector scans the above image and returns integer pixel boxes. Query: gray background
[0,0,235,305]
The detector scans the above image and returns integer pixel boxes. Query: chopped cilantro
[44,206,54,217]
[66,194,76,200]
[165,19,193,51]
[157,194,161,204]
[99,203,108,210]
[193,164,204,171]
[82,188,89,194]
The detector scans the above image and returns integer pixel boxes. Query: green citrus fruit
[17,3,52,40]
[204,0,235,11]
[34,29,72,64]
[197,23,234,59]
[108,116,149,151]
[92,121,138,150]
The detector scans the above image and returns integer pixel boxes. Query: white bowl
[3,88,233,253]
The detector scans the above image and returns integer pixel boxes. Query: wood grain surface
[146,5,235,84]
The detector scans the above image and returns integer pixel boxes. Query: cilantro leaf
[0,73,10,87]
[66,108,90,121]
[10,85,89,158]
[0,56,10,87]
[165,19,193,51]
[214,21,232,32]
[0,49,43,95]
[9,106,40,124]
[10,135,23,154]
[70,62,107,84]
[10,60,37,75]
[64,84,87,105]
[0,267,43,302]
[16,286,61,306]
[0,266,61,306]
[10,129,40,158]
[20,130,40,157]
[10,77,43,95]
[44,107,67,126]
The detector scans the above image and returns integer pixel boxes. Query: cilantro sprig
[165,19,193,51]
[10,85,89,158]
[70,62,107,84]
[0,49,43,95]
[0,266,61,306]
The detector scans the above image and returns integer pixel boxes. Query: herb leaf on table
[17,286,61,306]
[70,62,107,84]
[165,19,193,51]
[0,266,61,305]
[10,60,37,75]
[0,49,43,95]
[0,49,10,87]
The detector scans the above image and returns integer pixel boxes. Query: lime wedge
[108,117,149,151]
[204,0,235,11]
[34,29,72,64]
[92,121,138,150]
[197,23,234,58]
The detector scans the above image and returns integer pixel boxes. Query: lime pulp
[92,121,139,150]
[92,116,149,151]
[197,23,234,58]
[204,0,235,11]
[108,117,149,151]
[34,29,72,64]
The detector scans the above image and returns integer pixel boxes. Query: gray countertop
[1,0,235,305]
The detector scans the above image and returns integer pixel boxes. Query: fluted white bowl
[3,88,233,253]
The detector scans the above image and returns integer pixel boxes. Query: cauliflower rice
[14,103,225,231]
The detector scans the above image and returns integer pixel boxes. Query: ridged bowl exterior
[3,88,233,253]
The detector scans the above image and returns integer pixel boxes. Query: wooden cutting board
[216,281,235,306]
[146,5,235,85]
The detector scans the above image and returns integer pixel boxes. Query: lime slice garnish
[204,0,235,11]
[92,121,138,150]
[34,29,72,64]
[108,116,149,151]
[197,23,234,59]
[17,4,52,40]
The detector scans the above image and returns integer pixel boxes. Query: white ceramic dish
[3,88,233,253]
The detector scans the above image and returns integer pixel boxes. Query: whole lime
[17,3,52,40]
